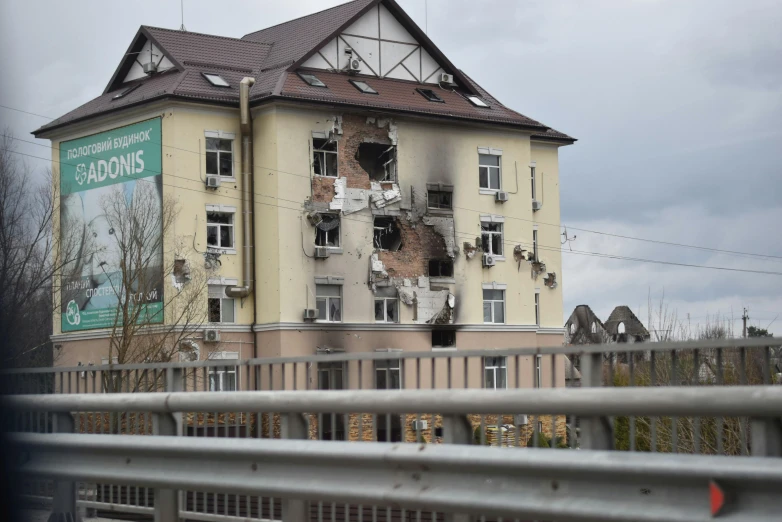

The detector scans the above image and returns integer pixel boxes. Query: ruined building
[35,0,575,387]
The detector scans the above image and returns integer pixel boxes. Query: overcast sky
[1,0,780,336]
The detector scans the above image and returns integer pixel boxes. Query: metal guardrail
[6,385,782,522]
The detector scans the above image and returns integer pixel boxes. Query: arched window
[591,322,597,334]
[618,322,626,334]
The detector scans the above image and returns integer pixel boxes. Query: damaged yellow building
[35,0,575,385]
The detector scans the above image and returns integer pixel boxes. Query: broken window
[206,138,233,177]
[484,356,507,389]
[208,286,235,323]
[316,284,342,322]
[427,190,452,210]
[374,288,399,323]
[432,329,455,347]
[481,222,503,256]
[357,142,396,182]
[428,259,453,278]
[479,153,501,190]
[313,137,338,177]
[207,212,234,249]
[315,214,340,248]
[483,289,505,324]
[373,217,402,251]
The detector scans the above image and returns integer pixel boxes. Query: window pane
[217,139,232,152]
[497,368,507,389]
[318,370,330,390]
[219,152,232,176]
[205,138,220,151]
[485,369,494,389]
[209,373,217,392]
[207,212,231,224]
[494,301,504,323]
[481,233,489,252]
[427,192,438,207]
[386,299,397,323]
[375,299,384,321]
[441,192,452,208]
[483,289,503,300]
[221,298,234,323]
[313,151,324,175]
[220,225,232,248]
[208,298,221,322]
[206,225,217,246]
[330,297,342,322]
[490,167,500,189]
[325,154,337,176]
[206,151,217,174]
[376,369,387,390]
[492,232,502,256]
[316,298,327,320]
[390,369,401,389]
[479,166,488,188]
[225,371,236,391]
[479,154,500,167]
[483,302,492,322]
[316,285,340,297]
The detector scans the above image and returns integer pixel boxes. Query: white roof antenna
[179,0,187,32]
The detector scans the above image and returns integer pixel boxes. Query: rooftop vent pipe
[225,77,256,299]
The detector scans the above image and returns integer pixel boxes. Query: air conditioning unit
[482,253,496,267]
[532,200,542,211]
[303,308,319,320]
[206,176,221,189]
[203,328,221,343]
[314,247,331,259]
[514,414,529,426]
[495,191,509,203]
[440,73,455,85]
[412,420,428,430]
[346,51,362,72]
[143,62,158,75]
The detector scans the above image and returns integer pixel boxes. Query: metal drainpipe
[225,77,256,306]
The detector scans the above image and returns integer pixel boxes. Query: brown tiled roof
[33,0,574,143]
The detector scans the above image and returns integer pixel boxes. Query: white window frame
[535,290,541,326]
[206,209,236,253]
[482,288,506,325]
[316,284,342,323]
[312,134,338,178]
[530,162,537,201]
[532,228,539,261]
[374,296,399,323]
[208,285,236,324]
[314,214,341,249]
[205,131,235,180]
[208,351,239,392]
[478,148,502,193]
[481,221,504,257]
[483,356,507,389]
[317,361,345,390]
[375,358,402,390]
[535,354,542,388]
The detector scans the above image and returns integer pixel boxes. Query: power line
[3,102,781,262]
[5,146,782,277]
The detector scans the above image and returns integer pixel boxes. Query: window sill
[426,208,454,216]
[375,321,400,325]
[479,188,499,195]
[208,247,237,255]
[430,276,456,284]
[432,347,457,351]
[316,320,342,324]
[483,322,507,325]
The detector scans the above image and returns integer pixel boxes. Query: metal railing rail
[10,431,782,522]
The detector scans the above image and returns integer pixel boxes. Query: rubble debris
[513,245,526,271]
[329,177,347,211]
[366,116,398,145]
[531,260,547,279]
[463,242,477,259]
[422,215,456,257]
[544,272,558,289]
[357,142,396,182]
[394,277,453,324]
[373,217,402,251]
[172,258,191,290]
[369,184,401,208]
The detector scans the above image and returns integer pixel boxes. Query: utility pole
[742,307,749,339]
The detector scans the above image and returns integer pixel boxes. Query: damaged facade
[38,0,575,380]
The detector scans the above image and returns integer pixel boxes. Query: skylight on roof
[349,80,378,95]
[112,84,140,100]
[466,95,489,108]
[298,72,326,87]
[417,88,444,103]
[202,73,230,87]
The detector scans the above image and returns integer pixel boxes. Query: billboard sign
[59,118,164,332]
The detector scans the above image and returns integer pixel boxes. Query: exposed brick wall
[378,219,448,279]
[311,176,336,203]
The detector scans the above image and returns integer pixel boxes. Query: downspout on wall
[225,77,256,302]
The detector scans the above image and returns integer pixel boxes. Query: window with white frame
[484,356,507,389]
[375,358,401,390]
[208,351,239,392]
[318,361,344,390]
[532,229,539,261]
[206,137,233,177]
[535,291,541,326]
[316,284,342,322]
[374,287,398,323]
[208,286,235,323]
[313,137,338,177]
[530,164,537,200]
[315,214,340,248]
[481,221,503,256]
[535,354,542,388]
[483,289,505,324]
[479,153,501,190]
[207,212,234,250]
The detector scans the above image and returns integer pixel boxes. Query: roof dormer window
[112,84,140,100]
[466,95,489,108]
[202,73,230,87]
[350,79,377,94]
[417,88,444,103]
[298,72,326,87]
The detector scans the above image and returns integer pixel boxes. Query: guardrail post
[152,368,183,522]
[580,352,614,450]
[442,415,472,522]
[50,412,81,522]
[281,412,309,522]
[750,418,782,457]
